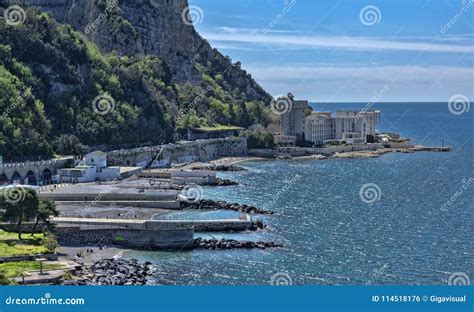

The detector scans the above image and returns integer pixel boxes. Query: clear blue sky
[189,0,473,102]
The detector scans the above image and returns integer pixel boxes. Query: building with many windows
[275,98,310,145]
[304,110,380,146]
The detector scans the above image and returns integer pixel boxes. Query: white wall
[96,167,121,181]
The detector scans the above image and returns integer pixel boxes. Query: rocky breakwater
[192,164,247,172]
[62,259,154,285]
[194,238,282,250]
[206,178,239,186]
[181,199,274,215]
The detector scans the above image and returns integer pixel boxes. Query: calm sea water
[125,103,474,285]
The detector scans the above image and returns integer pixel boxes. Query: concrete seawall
[56,226,194,250]
[39,191,180,209]
[55,200,182,209]
[52,216,253,249]
[53,217,254,232]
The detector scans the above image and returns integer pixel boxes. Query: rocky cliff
[24,0,270,101]
[0,0,272,160]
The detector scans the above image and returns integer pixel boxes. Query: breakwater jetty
[194,238,282,250]
[181,199,274,215]
[191,164,247,172]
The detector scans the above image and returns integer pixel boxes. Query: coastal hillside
[0,0,272,161]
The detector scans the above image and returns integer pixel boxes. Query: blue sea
[125,103,474,285]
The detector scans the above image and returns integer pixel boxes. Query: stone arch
[0,173,8,185]
[11,171,22,183]
[25,170,37,185]
[41,168,52,185]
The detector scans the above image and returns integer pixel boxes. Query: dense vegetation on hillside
[0,6,272,161]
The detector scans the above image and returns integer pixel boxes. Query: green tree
[54,134,87,156]
[30,199,59,235]
[1,188,39,240]
[43,232,59,253]
[242,130,275,149]
[0,271,13,285]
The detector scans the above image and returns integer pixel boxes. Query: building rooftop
[87,151,107,156]
[191,125,244,133]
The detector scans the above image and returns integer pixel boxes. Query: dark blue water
[125,103,474,285]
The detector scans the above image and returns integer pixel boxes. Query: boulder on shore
[61,259,154,286]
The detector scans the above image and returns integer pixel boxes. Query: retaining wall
[39,191,179,202]
[56,226,194,250]
[107,138,247,168]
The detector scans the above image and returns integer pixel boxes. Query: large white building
[275,97,310,145]
[304,110,381,146]
[59,151,121,183]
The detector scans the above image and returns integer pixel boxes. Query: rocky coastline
[193,238,282,250]
[206,178,239,186]
[61,259,154,286]
[181,199,274,215]
[191,164,247,172]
